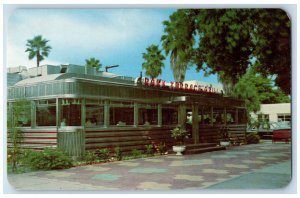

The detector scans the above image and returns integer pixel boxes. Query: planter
[172,145,186,155]
[220,141,230,147]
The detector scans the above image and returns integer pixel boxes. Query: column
[56,98,61,130]
[192,104,199,144]
[134,102,139,127]
[81,98,86,127]
[157,104,162,127]
[178,104,187,128]
[104,100,110,128]
[210,106,214,126]
[31,100,36,128]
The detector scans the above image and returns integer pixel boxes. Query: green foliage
[246,133,260,144]
[162,9,290,94]
[161,9,197,82]
[114,147,123,161]
[97,148,110,162]
[7,99,31,172]
[25,35,52,67]
[142,44,165,79]
[85,150,98,164]
[171,127,188,145]
[131,149,143,158]
[155,142,167,155]
[145,144,154,156]
[85,57,102,71]
[23,148,73,170]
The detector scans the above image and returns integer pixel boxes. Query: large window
[138,104,158,125]
[110,101,134,126]
[277,114,291,122]
[9,101,31,127]
[36,99,56,126]
[213,108,225,124]
[162,106,178,125]
[85,100,104,127]
[61,99,81,126]
[226,108,236,124]
[200,106,211,124]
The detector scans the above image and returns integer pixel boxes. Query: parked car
[247,121,291,139]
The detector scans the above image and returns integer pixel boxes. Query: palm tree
[142,44,165,79]
[85,57,102,71]
[161,10,196,82]
[25,35,52,67]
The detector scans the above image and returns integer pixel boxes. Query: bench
[272,130,291,143]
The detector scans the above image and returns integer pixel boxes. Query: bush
[23,148,73,170]
[246,133,260,144]
[85,150,98,164]
[114,147,123,161]
[156,142,167,155]
[131,149,143,158]
[97,148,110,162]
[145,144,154,156]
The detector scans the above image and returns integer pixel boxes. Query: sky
[7,8,219,84]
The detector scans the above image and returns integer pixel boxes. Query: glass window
[213,108,225,124]
[86,103,104,127]
[110,101,134,126]
[138,104,158,125]
[200,106,211,124]
[277,114,291,122]
[36,99,56,126]
[162,106,178,125]
[10,101,31,127]
[238,109,247,124]
[61,99,81,126]
[226,109,236,124]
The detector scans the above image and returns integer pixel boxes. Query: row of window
[12,99,246,128]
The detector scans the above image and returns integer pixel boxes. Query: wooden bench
[272,130,291,143]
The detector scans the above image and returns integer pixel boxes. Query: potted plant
[220,126,230,147]
[171,127,188,155]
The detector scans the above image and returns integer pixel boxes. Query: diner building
[7,64,247,157]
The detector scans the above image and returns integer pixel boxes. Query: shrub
[23,148,73,170]
[246,133,260,144]
[85,150,98,164]
[131,149,143,158]
[97,148,111,162]
[171,127,188,145]
[156,142,167,155]
[114,147,123,161]
[145,144,154,156]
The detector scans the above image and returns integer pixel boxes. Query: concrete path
[5,141,292,192]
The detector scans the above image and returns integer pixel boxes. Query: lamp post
[105,65,119,72]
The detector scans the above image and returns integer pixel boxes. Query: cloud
[7,9,171,68]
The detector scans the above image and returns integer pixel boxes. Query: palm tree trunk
[37,50,40,67]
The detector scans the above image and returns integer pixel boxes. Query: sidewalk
[5,141,292,192]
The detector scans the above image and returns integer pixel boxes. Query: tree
[85,57,102,71]
[162,9,291,94]
[25,35,52,67]
[233,69,290,114]
[7,99,31,172]
[142,44,165,79]
[161,10,197,82]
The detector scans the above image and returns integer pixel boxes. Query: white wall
[252,103,291,122]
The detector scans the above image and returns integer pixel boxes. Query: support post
[210,106,214,126]
[81,98,86,127]
[31,100,36,128]
[192,104,199,144]
[104,100,110,128]
[178,104,186,128]
[134,102,138,127]
[157,104,162,127]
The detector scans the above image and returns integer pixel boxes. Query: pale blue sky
[7,8,219,84]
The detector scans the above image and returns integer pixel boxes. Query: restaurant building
[7,64,247,157]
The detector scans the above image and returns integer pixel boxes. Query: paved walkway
[6,141,292,192]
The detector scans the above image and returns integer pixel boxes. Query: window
[226,108,236,124]
[213,108,225,124]
[238,109,247,124]
[162,106,178,125]
[9,101,31,127]
[110,101,134,126]
[36,99,56,126]
[200,106,211,124]
[85,100,104,127]
[61,99,81,126]
[138,104,158,125]
[277,114,291,122]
